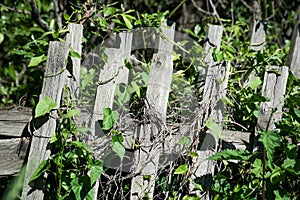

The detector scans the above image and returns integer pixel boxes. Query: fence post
[22,41,70,199]
[257,66,289,132]
[255,65,288,198]
[189,25,228,198]
[287,17,300,79]
[65,23,83,98]
[130,24,175,200]
[89,32,132,199]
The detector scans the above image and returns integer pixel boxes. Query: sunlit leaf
[174,164,189,174]
[35,96,57,118]
[207,149,252,161]
[206,118,222,139]
[102,108,119,130]
[28,54,47,67]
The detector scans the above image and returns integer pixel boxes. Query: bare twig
[53,0,62,28]
[29,0,50,31]
[191,0,214,16]
[0,3,31,15]
[222,120,249,131]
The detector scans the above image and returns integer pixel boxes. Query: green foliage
[29,91,103,199]
[34,96,57,118]
[101,108,119,131]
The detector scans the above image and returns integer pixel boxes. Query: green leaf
[205,118,222,139]
[258,130,280,162]
[194,24,201,35]
[131,81,140,98]
[270,166,286,184]
[207,149,252,161]
[102,108,119,130]
[71,178,82,200]
[63,13,70,21]
[247,77,262,90]
[70,48,81,58]
[221,96,234,106]
[174,164,189,174]
[103,7,116,17]
[121,14,133,29]
[274,190,290,200]
[183,195,200,200]
[177,136,191,145]
[112,135,125,160]
[64,108,81,118]
[29,160,50,183]
[0,33,4,44]
[90,162,103,185]
[35,96,57,118]
[250,158,263,177]
[28,54,47,67]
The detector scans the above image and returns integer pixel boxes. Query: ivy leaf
[259,130,280,162]
[64,108,81,118]
[70,48,81,58]
[28,54,47,67]
[35,96,57,118]
[205,118,222,139]
[90,161,103,185]
[207,149,252,161]
[102,108,119,130]
[71,178,82,200]
[174,164,189,174]
[112,135,125,160]
[29,160,50,184]
[178,136,191,145]
[247,77,262,90]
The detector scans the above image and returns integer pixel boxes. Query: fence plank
[287,19,300,79]
[0,108,31,137]
[89,32,132,199]
[250,20,266,51]
[0,138,29,176]
[257,66,289,131]
[65,23,83,98]
[90,32,132,138]
[22,41,70,199]
[190,25,227,198]
[130,24,175,200]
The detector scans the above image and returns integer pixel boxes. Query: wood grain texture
[257,66,289,131]
[0,138,29,176]
[287,19,300,79]
[65,23,83,98]
[131,24,175,200]
[250,20,266,51]
[190,25,227,197]
[0,108,32,137]
[22,41,70,200]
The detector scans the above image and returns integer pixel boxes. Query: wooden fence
[0,17,299,199]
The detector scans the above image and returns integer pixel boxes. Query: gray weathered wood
[0,115,251,176]
[287,19,300,79]
[90,32,132,138]
[0,138,29,176]
[243,19,267,87]
[22,41,70,199]
[250,20,266,51]
[89,32,132,200]
[257,66,289,131]
[190,25,227,198]
[65,23,83,98]
[0,108,31,137]
[130,24,175,200]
